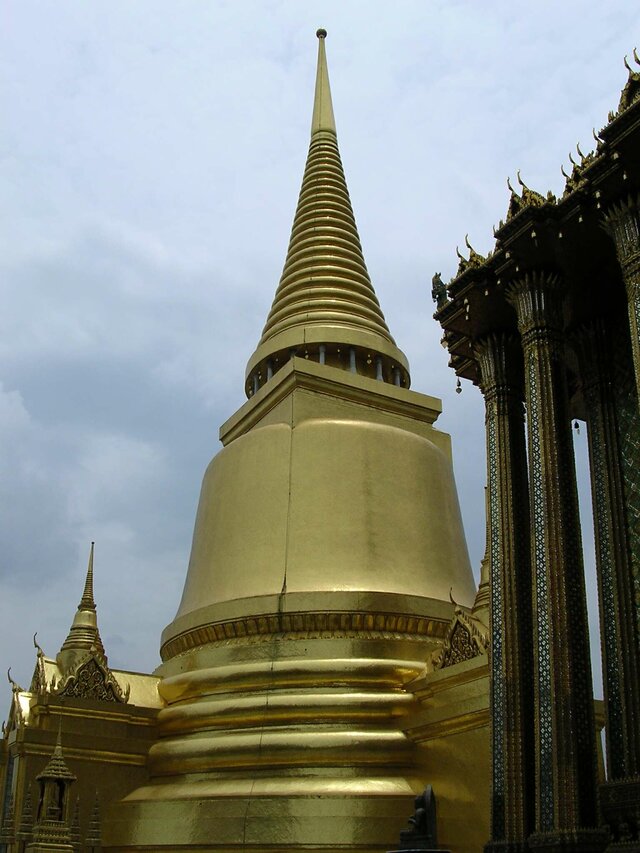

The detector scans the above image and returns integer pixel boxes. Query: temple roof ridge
[617,49,640,114]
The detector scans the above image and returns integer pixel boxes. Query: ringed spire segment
[80,541,96,611]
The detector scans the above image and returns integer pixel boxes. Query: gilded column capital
[603,194,640,408]
[474,333,524,400]
[505,271,564,342]
[602,193,640,292]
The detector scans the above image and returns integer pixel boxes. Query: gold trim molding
[161,609,450,661]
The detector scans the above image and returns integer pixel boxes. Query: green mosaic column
[598,322,640,849]
[507,272,606,853]
[603,194,640,410]
[611,327,640,683]
[573,321,640,781]
[475,333,534,853]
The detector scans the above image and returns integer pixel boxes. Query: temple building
[1,29,637,853]
[434,51,640,853]
[0,543,161,852]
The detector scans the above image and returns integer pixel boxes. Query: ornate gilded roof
[455,235,487,276]
[505,172,555,223]
[58,542,105,670]
[50,544,129,702]
[616,50,640,114]
[432,605,489,670]
[436,50,639,390]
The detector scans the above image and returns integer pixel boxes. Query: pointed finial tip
[316,28,327,39]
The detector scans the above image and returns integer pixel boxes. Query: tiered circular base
[105,628,443,851]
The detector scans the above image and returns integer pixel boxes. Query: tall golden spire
[245,29,409,396]
[58,542,105,674]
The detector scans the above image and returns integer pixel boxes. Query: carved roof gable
[432,607,489,670]
[55,654,129,703]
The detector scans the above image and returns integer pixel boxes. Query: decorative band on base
[161,609,450,660]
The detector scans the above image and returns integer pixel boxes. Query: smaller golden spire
[86,793,102,847]
[58,543,105,674]
[37,721,76,782]
[311,29,336,136]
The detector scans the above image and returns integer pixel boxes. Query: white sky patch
[0,382,30,434]
[65,431,168,525]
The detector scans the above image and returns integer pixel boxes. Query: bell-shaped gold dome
[170,415,474,641]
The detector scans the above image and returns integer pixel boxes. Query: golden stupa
[0,31,491,853]
[105,31,487,851]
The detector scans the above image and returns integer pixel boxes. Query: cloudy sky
[1,0,638,709]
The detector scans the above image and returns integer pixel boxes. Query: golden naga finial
[33,633,44,656]
[463,234,486,267]
[624,54,633,73]
[561,164,570,179]
[514,171,549,207]
[592,127,603,145]
[448,587,461,612]
[634,47,640,66]
[455,244,470,274]
[7,668,22,693]
[576,142,586,160]
[569,151,578,167]
[506,176,524,221]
